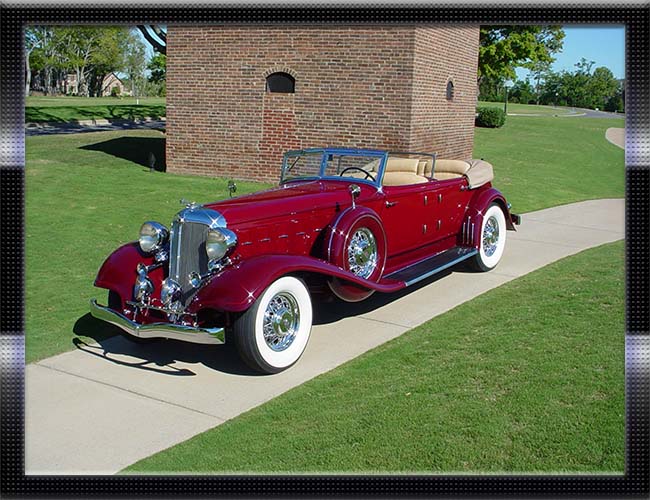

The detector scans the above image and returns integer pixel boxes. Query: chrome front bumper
[89,299,225,344]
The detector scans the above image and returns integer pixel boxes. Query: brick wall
[167,25,479,182]
[409,26,479,160]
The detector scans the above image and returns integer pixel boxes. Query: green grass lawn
[478,101,574,115]
[26,96,166,107]
[474,115,624,212]
[25,130,269,362]
[26,96,166,123]
[125,241,624,474]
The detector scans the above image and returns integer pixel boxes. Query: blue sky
[516,25,625,81]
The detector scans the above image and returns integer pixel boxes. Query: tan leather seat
[433,159,471,180]
[382,158,428,186]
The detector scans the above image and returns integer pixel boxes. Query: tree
[25,27,41,96]
[509,79,535,104]
[147,53,166,84]
[528,60,552,104]
[137,25,166,54]
[27,26,65,95]
[87,27,127,96]
[589,66,619,110]
[57,26,101,96]
[479,26,565,83]
[123,31,147,98]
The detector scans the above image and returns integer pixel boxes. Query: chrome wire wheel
[262,292,300,352]
[347,227,378,278]
[482,215,500,257]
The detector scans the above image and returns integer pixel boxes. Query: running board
[384,247,478,287]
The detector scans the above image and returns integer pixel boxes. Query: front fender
[188,254,404,314]
[94,242,158,301]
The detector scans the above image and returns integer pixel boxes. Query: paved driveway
[25,119,166,136]
[25,198,625,474]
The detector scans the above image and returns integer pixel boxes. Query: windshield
[281,150,386,185]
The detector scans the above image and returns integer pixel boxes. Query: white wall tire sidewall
[479,205,506,269]
[252,276,312,370]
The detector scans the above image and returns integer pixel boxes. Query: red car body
[91,148,519,373]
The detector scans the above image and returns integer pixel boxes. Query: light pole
[503,80,513,115]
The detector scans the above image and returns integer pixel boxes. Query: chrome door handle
[385,201,398,208]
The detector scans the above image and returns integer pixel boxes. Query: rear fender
[463,187,515,248]
[188,254,404,314]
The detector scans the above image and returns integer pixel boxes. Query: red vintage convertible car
[91,148,520,373]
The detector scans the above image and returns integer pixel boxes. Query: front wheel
[470,203,507,272]
[232,276,313,374]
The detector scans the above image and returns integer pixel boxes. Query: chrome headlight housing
[139,221,169,253]
[205,228,237,263]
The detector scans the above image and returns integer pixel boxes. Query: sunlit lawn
[25,96,166,123]
[25,130,269,362]
[474,115,624,212]
[126,241,624,474]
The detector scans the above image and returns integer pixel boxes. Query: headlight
[139,221,169,253]
[205,228,237,262]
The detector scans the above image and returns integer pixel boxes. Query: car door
[380,183,432,256]
[421,178,471,244]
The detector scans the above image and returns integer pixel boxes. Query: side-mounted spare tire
[325,209,387,302]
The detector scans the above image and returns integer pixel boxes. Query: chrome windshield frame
[280,148,388,188]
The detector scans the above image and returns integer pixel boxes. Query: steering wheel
[339,166,377,183]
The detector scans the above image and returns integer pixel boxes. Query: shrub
[476,106,506,128]
[110,86,121,97]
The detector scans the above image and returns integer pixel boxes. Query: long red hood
[203,180,364,226]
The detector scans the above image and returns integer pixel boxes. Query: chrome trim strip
[404,249,478,287]
[90,299,225,344]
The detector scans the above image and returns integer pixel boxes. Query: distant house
[63,71,130,97]
[100,72,129,97]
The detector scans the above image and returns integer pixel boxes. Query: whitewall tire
[233,276,313,374]
[471,203,507,271]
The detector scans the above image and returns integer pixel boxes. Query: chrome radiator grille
[169,219,210,305]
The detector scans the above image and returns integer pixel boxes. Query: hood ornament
[180,198,200,209]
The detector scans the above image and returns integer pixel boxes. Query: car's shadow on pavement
[313,264,479,325]
[73,263,479,375]
[73,314,259,377]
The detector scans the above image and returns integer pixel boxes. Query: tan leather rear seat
[433,159,471,180]
[382,158,428,186]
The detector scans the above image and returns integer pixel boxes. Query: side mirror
[349,184,361,209]
[227,180,237,198]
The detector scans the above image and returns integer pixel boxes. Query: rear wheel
[327,214,386,302]
[233,276,313,374]
[470,203,507,271]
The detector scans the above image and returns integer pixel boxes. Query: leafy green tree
[479,26,565,82]
[87,27,128,96]
[26,26,66,95]
[147,53,166,84]
[509,79,535,104]
[57,26,102,95]
[589,67,619,110]
[123,30,147,97]
[478,75,505,102]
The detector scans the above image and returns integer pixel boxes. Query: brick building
[167,25,479,182]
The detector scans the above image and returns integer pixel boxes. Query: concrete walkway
[606,127,625,149]
[25,198,625,475]
[25,118,166,136]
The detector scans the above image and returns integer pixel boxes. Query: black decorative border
[1,4,648,498]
